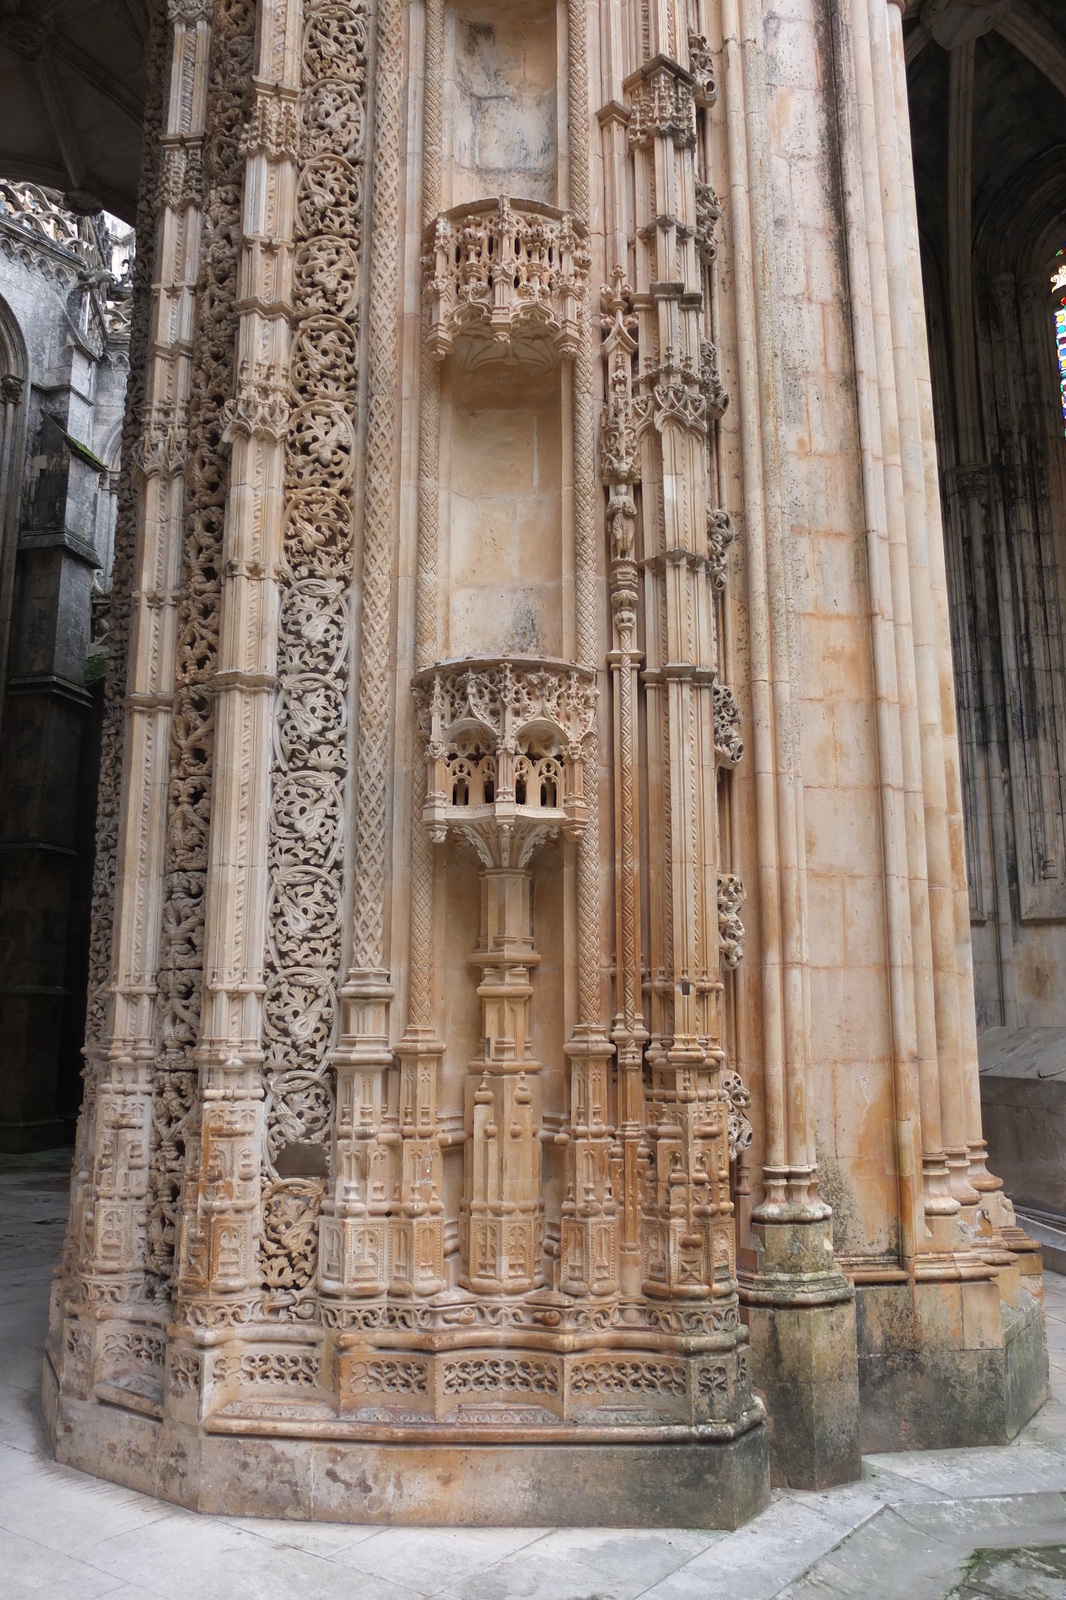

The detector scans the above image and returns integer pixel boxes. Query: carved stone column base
[44,1358,770,1527]
[855,1271,1049,1453]
[740,1216,861,1490]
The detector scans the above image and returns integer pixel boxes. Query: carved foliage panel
[259,0,369,1314]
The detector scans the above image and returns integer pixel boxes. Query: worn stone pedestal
[43,1357,770,1528]
[856,1270,1049,1453]
[741,1217,862,1490]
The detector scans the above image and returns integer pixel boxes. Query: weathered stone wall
[0,186,132,1149]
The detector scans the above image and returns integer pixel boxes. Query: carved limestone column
[56,1,206,1392]
[558,0,618,1302]
[326,0,404,1311]
[722,0,859,1488]
[600,271,647,1300]
[418,662,596,1295]
[464,860,546,1297]
[873,0,1014,1257]
[620,45,732,1305]
[173,0,301,1340]
[389,0,446,1300]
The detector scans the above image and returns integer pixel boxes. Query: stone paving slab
[1,1159,1065,1599]
[779,1496,1066,1599]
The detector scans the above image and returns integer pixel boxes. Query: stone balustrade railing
[422,199,589,368]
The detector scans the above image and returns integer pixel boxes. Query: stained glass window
[1054,250,1066,437]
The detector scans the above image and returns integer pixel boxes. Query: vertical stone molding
[54,0,194,1381]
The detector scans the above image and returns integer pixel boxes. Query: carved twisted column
[560,0,617,1301]
[390,0,447,1298]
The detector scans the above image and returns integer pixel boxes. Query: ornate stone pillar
[51,0,204,1413]
[601,271,646,1300]
[389,0,447,1302]
[323,0,403,1317]
[172,0,302,1358]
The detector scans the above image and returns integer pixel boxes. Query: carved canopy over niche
[414,657,596,863]
[422,199,589,369]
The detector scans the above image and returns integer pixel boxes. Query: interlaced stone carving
[261,1180,325,1292]
[350,0,401,980]
[713,681,744,765]
[695,181,722,268]
[442,1357,559,1397]
[168,1349,203,1396]
[707,507,736,590]
[101,1329,165,1369]
[424,199,590,368]
[568,1359,687,1397]
[349,1359,429,1394]
[717,873,745,968]
[241,1350,320,1386]
[722,1071,754,1164]
[259,0,368,1315]
[145,0,255,1303]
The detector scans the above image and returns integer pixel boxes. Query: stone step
[1015,1206,1066,1275]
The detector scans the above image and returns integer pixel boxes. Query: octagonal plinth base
[43,1362,771,1527]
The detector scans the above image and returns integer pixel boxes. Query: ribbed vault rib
[997,2,1066,100]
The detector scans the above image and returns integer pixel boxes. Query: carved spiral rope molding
[351,0,401,978]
